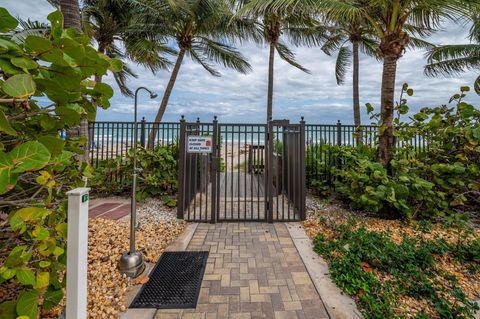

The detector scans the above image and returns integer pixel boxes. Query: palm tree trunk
[148,48,186,149]
[352,41,362,145]
[59,0,81,33]
[267,42,275,121]
[378,54,398,168]
[60,0,89,162]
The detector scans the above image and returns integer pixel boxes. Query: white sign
[187,136,213,153]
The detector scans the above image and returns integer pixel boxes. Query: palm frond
[124,37,175,72]
[335,45,352,85]
[321,33,347,55]
[474,74,480,95]
[8,19,50,43]
[407,37,435,50]
[188,47,221,77]
[112,66,137,97]
[275,41,310,73]
[425,44,480,76]
[358,35,378,57]
[195,38,252,74]
[285,24,330,47]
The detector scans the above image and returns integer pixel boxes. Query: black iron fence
[88,119,428,187]
[88,119,180,167]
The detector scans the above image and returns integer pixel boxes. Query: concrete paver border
[285,222,363,319]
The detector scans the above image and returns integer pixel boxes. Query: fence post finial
[180,115,185,121]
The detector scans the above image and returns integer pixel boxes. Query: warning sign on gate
[187,136,213,153]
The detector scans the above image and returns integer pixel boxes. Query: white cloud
[4,0,480,124]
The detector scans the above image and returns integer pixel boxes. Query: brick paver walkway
[156,223,329,319]
[89,200,130,220]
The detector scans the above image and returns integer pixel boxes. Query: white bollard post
[66,188,90,319]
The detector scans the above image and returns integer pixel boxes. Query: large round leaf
[0,111,17,136]
[0,8,18,33]
[0,152,17,194]
[2,74,36,98]
[11,57,38,70]
[10,141,51,173]
[25,35,53,54]
[16,291,39,319]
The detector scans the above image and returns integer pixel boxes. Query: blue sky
[4,0,480,124]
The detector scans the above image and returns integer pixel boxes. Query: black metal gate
[177,117,305,223]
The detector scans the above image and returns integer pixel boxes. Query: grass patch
[307,217,480,318]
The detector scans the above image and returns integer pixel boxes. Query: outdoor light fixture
[118,86,157,278]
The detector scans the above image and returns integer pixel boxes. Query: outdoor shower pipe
[130,87,157,253]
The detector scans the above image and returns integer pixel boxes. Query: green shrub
[315,85,480,221]
[0,8,119,318]
[91,144,178,204]
[331,146,450,219]
[313,221,480,319]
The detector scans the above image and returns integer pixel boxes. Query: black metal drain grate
[130,251,209,309]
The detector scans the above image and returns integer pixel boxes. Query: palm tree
[321,15,378,143]
[59,0,82,32]
[82,0,173,96]
[311,0,468,168]
[57,0,91,162]
[237,0,327,120]
[134,0,253,148]
[425,15,480,94]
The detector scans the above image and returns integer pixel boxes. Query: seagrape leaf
[109,58,123,72]
[35,271,49,289]
[25,35,53,54]
[93,82,114,99]
[11,57,38,70]
[47,11,63,39]
[16,268,36,286]
[16,291,39,319]
[0,38,22,55]
[14,207,51,222]
[10,141,51,173]
[43,288,63,310]
[0,152,17,194]
[0,111,17,136]
[0,8,18,32]
[0,58,21,75]
[55,106,81,126]
[2,74,36,98]
[40,48,68,66]
[38,136,64,157]
[0,300,16,319]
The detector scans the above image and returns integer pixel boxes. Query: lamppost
[118,87,157,278]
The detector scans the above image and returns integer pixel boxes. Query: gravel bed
[39,197,185,319]
[134,197,178,224]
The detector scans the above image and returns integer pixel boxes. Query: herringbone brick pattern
[156,223,329,319]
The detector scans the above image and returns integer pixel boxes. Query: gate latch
[211,156,221,172]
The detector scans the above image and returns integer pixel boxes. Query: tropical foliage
[311,85,480,221]
[91,144,178,204]
[313,218,479,318]
[320,8,377,133]
[237,0,328,119]
[82,0,173,96]
[132,0,253,147]
[425,13,480,94]
[0,9,117,318]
